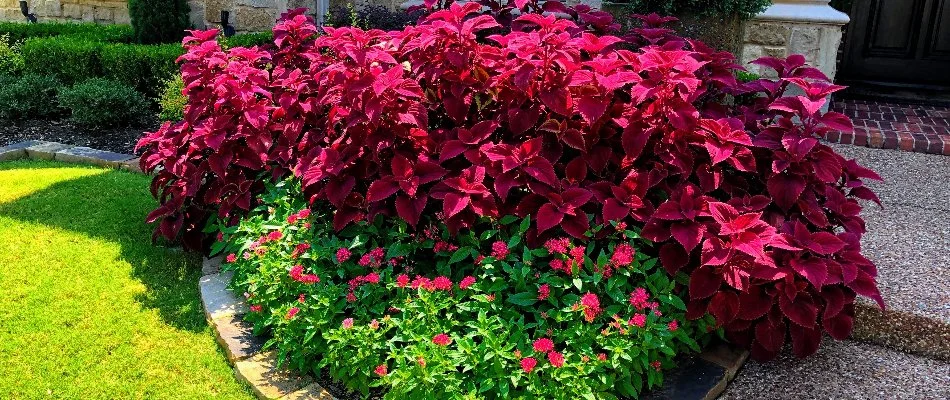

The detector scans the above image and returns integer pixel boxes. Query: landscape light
[19,1,37,23]
[221,10,236,37]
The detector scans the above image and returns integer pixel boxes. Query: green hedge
[220,32,274,49]
[129,0,190,44]
[59,78,150,128]
[21,36,183,97]
[0,22,134,44]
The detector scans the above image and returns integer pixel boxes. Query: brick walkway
[826,98,950,155]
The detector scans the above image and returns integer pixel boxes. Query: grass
[0,160,253,399]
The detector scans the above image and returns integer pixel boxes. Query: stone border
[199,256,749,400]
[0,140,143,173]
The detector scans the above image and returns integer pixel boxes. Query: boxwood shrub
[100,43,183,98]
[59,78,150,128]
[0,21,134,44]
[0,74,63,120]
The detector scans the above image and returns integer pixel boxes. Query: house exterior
[7,0,945,90]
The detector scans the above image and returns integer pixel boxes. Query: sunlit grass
[0,160,253,399]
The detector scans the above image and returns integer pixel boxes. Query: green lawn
[0,160,253,399]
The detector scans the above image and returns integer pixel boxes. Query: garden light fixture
[220,10,236,37]
[19,1,37,23]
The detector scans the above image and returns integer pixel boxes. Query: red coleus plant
[136,1,884,360]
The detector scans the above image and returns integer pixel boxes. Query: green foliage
[21,37,182,96]
[215,180,716,398]
[0,22,134,44]
[0,34,23,76]
[21,36,103,84]
[221,32,274,49]
[58,79,150,128]
[128,0,191,44]
[158,75,186,121]
[622,0,772,19]
[100,43,183,98]
[736,70,761,83]
[0,74,63,120]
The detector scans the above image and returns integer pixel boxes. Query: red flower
[342,318,354,329]
[225,253,237,263]
[629,287,650,310]
[250,304,262,312]
[650,360,662,371]
[292,243,310,258]
[521,357,537,373]
[411,276,433,291]
[433,241,458,253]
[363,272,380,284]
[580,293,601,322]
[544,238,571,254]
[374,364,388,376]
[547,351,565,368]
[629,313,646,328]
[533,338,554,353]
[297,208,311,219]
[491,241,510,259]
[396,274,410,288]
[668,319,679,332]
[267,230,283,241]
[432,333,452,346]
[597,353,607,362]
[459,276,476,290]
[433,276,453,291]
[336,248,351,263]
[286,307,299,320]
[290,265,304,278]
[610,243,635,267]
[298,293,306,303]
[537,284,550,300]
[346,292,356,302]
[287,214,298,224]
[358,254,372,267]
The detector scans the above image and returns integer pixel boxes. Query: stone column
[741,0,849,81]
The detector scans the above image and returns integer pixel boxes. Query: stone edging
[199,256,749,400]
[0,140,144,172]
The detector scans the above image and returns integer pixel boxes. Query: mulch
[0,118,161,155]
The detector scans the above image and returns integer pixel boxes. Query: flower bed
[138,1,886,398]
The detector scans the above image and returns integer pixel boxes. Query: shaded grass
[0,160,253,399]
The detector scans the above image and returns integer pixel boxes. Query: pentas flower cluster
[148,0,884,366]
[289,264,320,284]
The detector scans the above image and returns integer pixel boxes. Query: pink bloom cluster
[579,293,602,323]
[433,241,458,253]
[289,264,319,284]
[346,272,381,302]
[358,247,386,268]
[432,333,452,346]
[286,208,311,224]
[336,248,351,263]
[491,241,510,260]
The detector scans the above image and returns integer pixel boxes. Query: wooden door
[841,0,950,87]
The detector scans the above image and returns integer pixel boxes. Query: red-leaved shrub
[137,1,883,360]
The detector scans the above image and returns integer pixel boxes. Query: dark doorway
[840,0,950,89]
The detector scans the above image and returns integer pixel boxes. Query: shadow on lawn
[0,163,208,333]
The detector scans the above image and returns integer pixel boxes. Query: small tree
[128,0,190,44]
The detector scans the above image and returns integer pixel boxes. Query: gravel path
[833,145,950,324]
[721,339,950,400]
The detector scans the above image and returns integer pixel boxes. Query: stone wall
[1,0,129,24]
[740,0,849,81]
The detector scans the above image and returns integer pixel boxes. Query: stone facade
[740,0,849,81]
[0,0,129,24]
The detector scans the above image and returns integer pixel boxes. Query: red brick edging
[825,99,950,156]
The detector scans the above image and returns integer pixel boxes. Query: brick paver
[826,99,950,155]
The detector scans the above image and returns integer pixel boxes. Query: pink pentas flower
[267,230,283,241]
[491,241,510,259]
[668,320,679,331]
[548,351,565,368]
[521,357,537,373]
[459,276,476,290]
[651,360,662,371]
[290,264,304,278]
[432,333,452,346]
[629,287,650,310]
[286,307,299,320]
[580,293,601,322]
[250,304,262,312]
[292,243,310,258]
[225,253,237,263]
[374,364,387,376]
[298,293,306,303]
[336,248,351,263]
[370,319,379,330]
[216,232,224,242]
[433,276,453,291]
[537,284,550,300]
[610,243,635,267]
[544,238,571,254]
[396,274,410,288]
[433,241,458,253]
[358,254,372,267]
[533,338,554,353]
[416,356,426,367]
[411,276,432,291]
[346,292,356,302]
[342,318,354,329]
[630,313,647,328]
[297,208,311,219]
[597,353,607,362]
[287,214,298,224]
[363,272,380,284]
